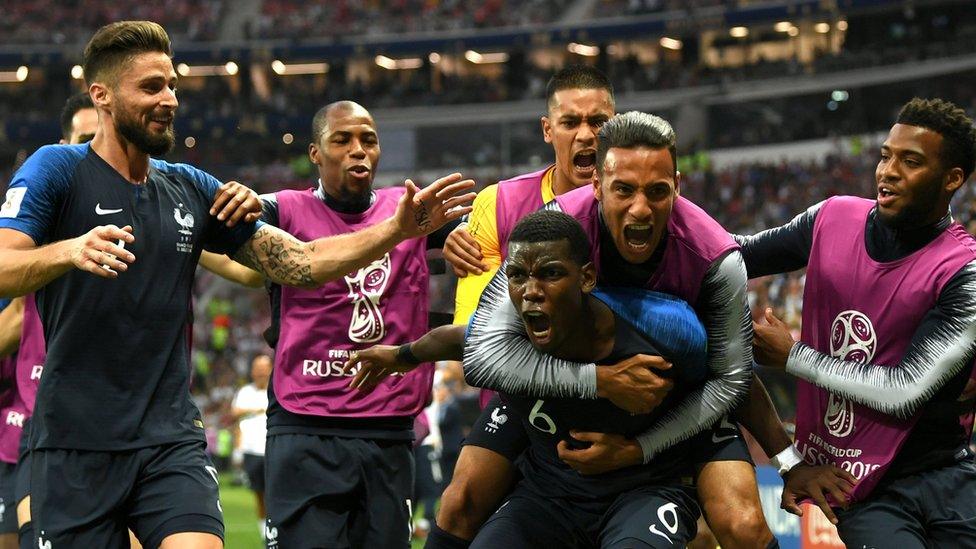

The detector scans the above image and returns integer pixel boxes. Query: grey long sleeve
[633,250,754,461]
[786,260,976,419]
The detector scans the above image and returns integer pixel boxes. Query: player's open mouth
[149,117,172,130]
[623,224,652,251]
[877,185,898,207]
[573,150,597,178]
[523,311,552,343]
[348,165,371,179]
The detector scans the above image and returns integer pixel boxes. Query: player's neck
[318,184,374,214]
[550,295,615,362]
[90,124,151,184]
[551,169,577,197]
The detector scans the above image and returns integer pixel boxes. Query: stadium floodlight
[464,50,509,64]
[774,21,793,32]
[282,133,294,145]
[0,66,29,83]
[837,20,848,31]
[271,61,329,75]
[788,26,800,37]
[659,37,683,50]
[428,52,441,64]
[814,22,830,33]
[70,65,84,79]
[730,27,749,38]
[184,136,196,148]
[568,42,600,56]
[175,63,242,77]
[375,55,422,70]
[831,90,849,102]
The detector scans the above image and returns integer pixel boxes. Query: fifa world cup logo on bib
[345,253,392,342]
[825,310,877,437]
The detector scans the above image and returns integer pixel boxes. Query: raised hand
[395,173,475,238]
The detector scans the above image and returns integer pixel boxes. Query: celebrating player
[745,97,976,545]
[0,21,472,548]
[257,99,465,548]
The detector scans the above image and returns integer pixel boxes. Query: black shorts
[471,480,699,548]
[835,458,976,548]
[30,439,223,549]
[0,461,16,534]
[243,453,266,494]
[692,415,754,466]
[462,396,529,462]
[14,418,29,505]
[265,433,413,549]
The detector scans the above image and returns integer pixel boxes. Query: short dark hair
[545,65,614,110]
[60,92,95,141]
[311,100,369,142]
[508,210,592,266]
[896,98,976,180]
[596,111,677,175]
[83,21,172,86]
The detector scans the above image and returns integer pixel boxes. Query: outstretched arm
[757,261,976,418]
[231,174,474,287]
[342,325,466,389]
[733,201,822,278]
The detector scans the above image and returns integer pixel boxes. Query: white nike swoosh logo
[95,204,123,215]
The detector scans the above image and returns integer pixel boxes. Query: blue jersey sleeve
[163,162,263,256]
[0,144,85,245]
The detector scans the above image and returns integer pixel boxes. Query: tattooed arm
[232,173,475,287]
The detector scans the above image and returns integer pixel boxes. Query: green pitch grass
[219,475,428,548]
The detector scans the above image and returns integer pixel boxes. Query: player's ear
[541,115,552,144]
[674,170,681,196]
[308,142,321,165]
[944,166,965,195]
[580,261,597,293]
[90,83,109,110]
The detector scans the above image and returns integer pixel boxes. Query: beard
[115,108,175,156]
[876,178,944,230]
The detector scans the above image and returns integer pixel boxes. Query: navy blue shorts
[265,433,414,549]
[30,439,223,549]
[836,458,976,548]
[471,480,699,548]
[243,453,265,494]
[693,415,753,466]
[462,396,530,462]
[0,461,16,534]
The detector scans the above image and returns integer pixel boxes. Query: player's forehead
[549,88,614,117]
[603,147,675,185]
[117,51,176,85]
[509,240,574,266]
[882,123,942,158]
[324,109,377,137]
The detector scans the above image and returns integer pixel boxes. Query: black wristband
[397,343,422,365]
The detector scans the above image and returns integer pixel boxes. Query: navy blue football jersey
[0,144,260,450]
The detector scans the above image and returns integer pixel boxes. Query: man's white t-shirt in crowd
[233,383,268,456]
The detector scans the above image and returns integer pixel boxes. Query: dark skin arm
[342,325,466,390]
